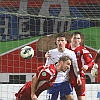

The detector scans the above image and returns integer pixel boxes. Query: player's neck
[71,43,80,49]
[58,47,66,52]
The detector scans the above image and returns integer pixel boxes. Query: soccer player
[45,33,81,100]
[15,55,72,100]
[66,31,94,100]
[91,49,100,77]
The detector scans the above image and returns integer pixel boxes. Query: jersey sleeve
[82,48,94,70]
[71,51,80,78]
[45,58,54,65]
[45,50,58,65]
[36,66,51,81]
[36,66,44,76]
[45,50,54,65]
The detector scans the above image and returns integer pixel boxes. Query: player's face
[56,37,67,50]
[71,34,81,46]
[61,60,71,72]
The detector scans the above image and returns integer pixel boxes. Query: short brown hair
[71,31,82,37]
[59,55,71,62]
[56,33,66,39]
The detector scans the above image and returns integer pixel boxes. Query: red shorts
[70,77,86,96]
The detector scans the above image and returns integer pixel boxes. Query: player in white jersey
[45,33,81,100]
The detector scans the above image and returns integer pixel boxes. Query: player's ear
[59,61,63,66]
[65,40,67,44]
[55,41,57,45]
[70,37,73,42]
[80,38,82,42]
[67,40,69,43]
[55,40,57,45]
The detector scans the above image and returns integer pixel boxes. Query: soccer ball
[20,46,34,59]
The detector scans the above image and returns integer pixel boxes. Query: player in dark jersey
[15,55,72,100]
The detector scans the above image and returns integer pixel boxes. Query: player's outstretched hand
[91,63,98,77]
[82,65,88,72]
[45,52,50,58]
[77,77,82,86]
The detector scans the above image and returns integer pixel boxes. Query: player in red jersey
[66,32,94,100]
[15,55,72,100]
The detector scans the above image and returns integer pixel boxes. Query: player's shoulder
[78,45,88,49]
[81,47,90,54]
[65,48,75,53]
[78,45,86,49]
[41,64,55,72]
[49,48,58,52]
[38,64,56,80]
[64,48,76,58]
[37,65,44,71]
[76,45,85,51]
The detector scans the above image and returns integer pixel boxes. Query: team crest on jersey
[77,51,80,56]
[42,72,46,76]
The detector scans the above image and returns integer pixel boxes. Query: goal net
[0,0,100,100]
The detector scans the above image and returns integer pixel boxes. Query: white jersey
[45,48,79,83]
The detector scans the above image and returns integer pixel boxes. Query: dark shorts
[46,81,73,100]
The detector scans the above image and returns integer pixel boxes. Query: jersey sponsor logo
[77,51,80,56]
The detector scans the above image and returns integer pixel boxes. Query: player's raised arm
[31,76,38,100]
[45,51,51,58]
[81,48,94,72]
[45,51,52,65]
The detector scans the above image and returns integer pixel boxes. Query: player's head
[55,33,67,51]
[71,31,82,46]
[56,55,71,72]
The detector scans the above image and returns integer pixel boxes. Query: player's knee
[65,94,74,100]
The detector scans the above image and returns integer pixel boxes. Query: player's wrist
[93,63,98,69]
[76,71,80,78]
[77,75,80,78]
[31,94,37,100]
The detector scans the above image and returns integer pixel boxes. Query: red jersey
[66,43,94,78]
[15,64,57,100]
